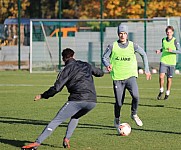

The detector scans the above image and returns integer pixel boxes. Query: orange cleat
[63,138,70,148]
[21,142,40,150]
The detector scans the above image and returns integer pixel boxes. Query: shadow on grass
[0,116,181,148]
[0,137,60,149]
[166,106,181,110]
[0,116,66,127]
[105,127,181,136]
[97,95,114,99]
[97,99,180,110]
[0,116,114,130]
[0,116,113,148]
[133,127,181,135]
[1,117,181,134]
[97,100,166,109]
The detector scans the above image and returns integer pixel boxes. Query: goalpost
[30,18,175,73]
[30,20,60,73]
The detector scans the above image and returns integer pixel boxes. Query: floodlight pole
[18,0,21,69]
[144,0,147,53]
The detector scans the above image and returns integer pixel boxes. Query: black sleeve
[91,65,104,77]
[41,68,69,99]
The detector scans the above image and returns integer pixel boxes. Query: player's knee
[115,101,123,107]
[132,95,139,101]
[159,74,165,79]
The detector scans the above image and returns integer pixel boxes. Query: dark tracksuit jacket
[41,58,104,102]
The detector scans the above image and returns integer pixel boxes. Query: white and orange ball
[118,123,131,136]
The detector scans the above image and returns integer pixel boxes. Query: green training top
[110,41,138,80]
[161,37,176,65]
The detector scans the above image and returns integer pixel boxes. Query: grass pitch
[0,71,181,150]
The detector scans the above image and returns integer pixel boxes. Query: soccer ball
[118,123,131,136]
[175,69,180,74]
[138,69,144,74]
[152,69,157,74]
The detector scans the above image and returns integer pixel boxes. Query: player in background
[21,48,104,149]
[102,24,151,130]
[156,26,181,100]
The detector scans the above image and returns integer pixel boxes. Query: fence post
[18,0,21,69]
[88,42,93,64]
[144,0,147,53]
[100,0,103,70]
[58,0,62,70]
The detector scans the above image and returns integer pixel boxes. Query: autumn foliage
[0,0,181,23]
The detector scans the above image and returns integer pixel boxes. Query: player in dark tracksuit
[21,48,104,149]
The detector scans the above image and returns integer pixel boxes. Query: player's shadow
[1,116,181,148]
[0,117,115,149]
[0,138,31,148]
[0,116,115,130]
[97,100,180,110]
[105,127,181,136]
[97,95,166,108]
[0,116,68,127]
[166,106,181,110]
[133,128,181,135]
[0,137,60,149]
[97,95,114,99]
[0,116,49,126]
[97,100,166,108]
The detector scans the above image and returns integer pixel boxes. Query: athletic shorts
[159,62,175,78]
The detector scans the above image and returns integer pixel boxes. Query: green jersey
[161,37,177,65]
[110,41,138,80]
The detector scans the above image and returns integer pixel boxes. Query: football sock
[166,90,170,95]
[160,87,164,93]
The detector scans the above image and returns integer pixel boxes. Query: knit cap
[117,24,128,34]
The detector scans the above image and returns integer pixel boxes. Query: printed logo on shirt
[115,56,131,61]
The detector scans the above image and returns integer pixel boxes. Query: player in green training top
[102,24,151,131]
[156,26,181,100]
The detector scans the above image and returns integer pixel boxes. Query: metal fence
[30,18,179,73]
[0,17,181,72]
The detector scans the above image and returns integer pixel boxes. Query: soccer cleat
[63,138,70,148]
[157,92,164,100]
[114,118,120,128]
[131,114,143,127]
[114,118,121,134]
[21,142,40,150]
[164,95,169,100]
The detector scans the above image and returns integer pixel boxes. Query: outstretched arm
[102,45,113,72]
[34,69,68,101]
[134,43,151,80]
[91,65,104,77]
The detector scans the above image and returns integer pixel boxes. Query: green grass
[0,71,181,150]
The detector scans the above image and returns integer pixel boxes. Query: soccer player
[156,26,181,100]
[21,48,104,149]
[102,24,151,130]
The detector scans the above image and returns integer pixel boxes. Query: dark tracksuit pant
[35,101,96,144]
[113,76,139,118]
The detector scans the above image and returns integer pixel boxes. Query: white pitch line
[0,84,51,87]
[0,84,181,91]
